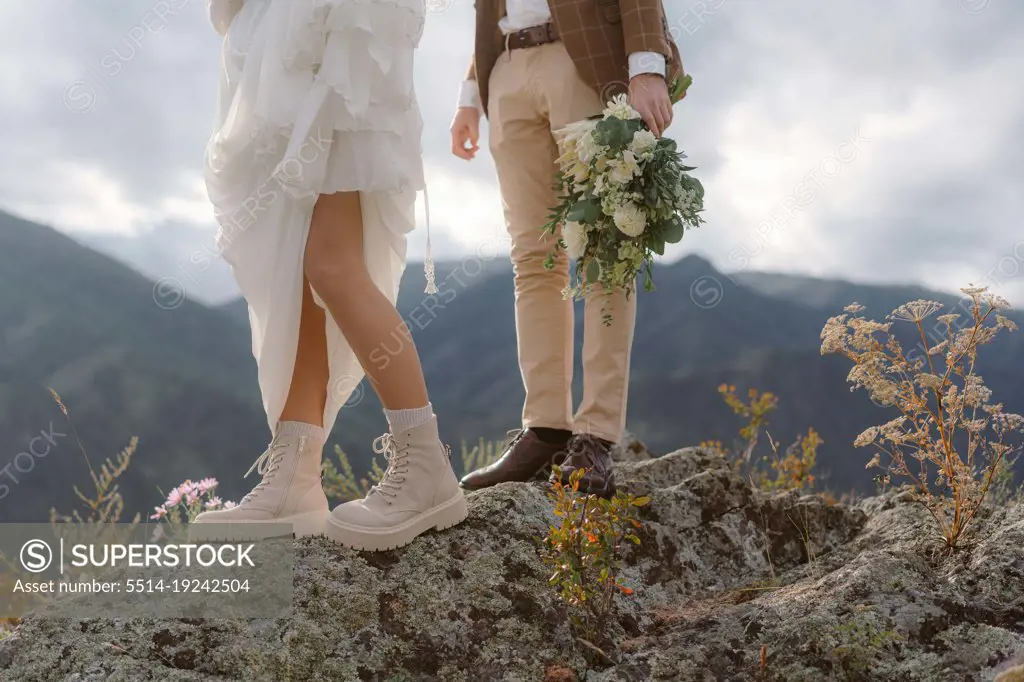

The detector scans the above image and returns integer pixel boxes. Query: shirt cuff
[628,51,667,80]
[457,79,482,111]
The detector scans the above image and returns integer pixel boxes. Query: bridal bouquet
[543,83,704,313]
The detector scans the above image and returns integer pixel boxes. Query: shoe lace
[504,428,524,449]
[240,440,288,504]
[564,435,602,470]
[368,433,410,501]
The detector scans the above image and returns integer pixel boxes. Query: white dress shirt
[458,0,667,111]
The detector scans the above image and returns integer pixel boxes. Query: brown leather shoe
[460,429,569,491]
[550,434,616,498]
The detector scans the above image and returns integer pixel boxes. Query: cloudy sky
[1,0,1021,305]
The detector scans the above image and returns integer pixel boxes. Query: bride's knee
[303,245,367,293]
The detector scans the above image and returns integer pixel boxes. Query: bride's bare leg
[304,190,429,410]
[191,252,332,538]
[310,190,467,551]
[278,278,330,426]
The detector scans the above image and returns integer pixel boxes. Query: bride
[193,0,467,550]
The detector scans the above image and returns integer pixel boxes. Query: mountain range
[1,209,1021,522]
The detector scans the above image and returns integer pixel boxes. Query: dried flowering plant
[821,287,1023,549]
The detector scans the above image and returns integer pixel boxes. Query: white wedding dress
[204,0,433,437]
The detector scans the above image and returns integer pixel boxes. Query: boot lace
[240,440,289,504]
[503,428,524,450]
[561,434,608,473]
[368,433,410,502]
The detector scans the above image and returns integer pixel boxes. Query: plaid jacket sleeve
[618,0,672,58]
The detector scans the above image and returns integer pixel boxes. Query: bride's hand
[451,107,481,160]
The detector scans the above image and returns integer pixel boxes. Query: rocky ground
[2,440,1023,681]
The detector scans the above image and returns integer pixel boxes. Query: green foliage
[542,467,649,650]
[828,611,903,678]
[460,438,503,478]
[541,97,705,309]
[321,444,384,505]
[669,73,693,104]
[988,452,1023,507]
[0,392,143,632]
[703,384,821,494]
[47,389,139,526]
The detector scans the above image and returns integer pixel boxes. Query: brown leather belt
[505,22,560,51]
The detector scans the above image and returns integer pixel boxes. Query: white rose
[630,129,657,157]
[562,221,589,260]
[606,163,632,186]
[606,151,641,186]
[604,94,641,121]
[613,203,647,237]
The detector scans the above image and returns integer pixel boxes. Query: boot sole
[188,509,326,542]
[323,493,469,552]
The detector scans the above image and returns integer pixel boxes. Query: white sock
[277,421,325,444]
[384,404,434,433]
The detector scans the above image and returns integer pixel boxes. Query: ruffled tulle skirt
[204,0,427,436]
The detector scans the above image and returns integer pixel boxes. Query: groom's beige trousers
[487,41,636,444]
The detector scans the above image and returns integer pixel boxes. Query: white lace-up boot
[190,430,328,541]
[324,417,468,551]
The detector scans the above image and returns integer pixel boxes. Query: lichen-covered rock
[0,448,1019,682]
[609,433,654,463]
[609,490,1024,682]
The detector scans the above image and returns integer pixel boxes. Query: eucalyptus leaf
[663,218,685,244]
[567,199,601,224]
[595,117,632,149]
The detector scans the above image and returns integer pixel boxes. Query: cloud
[0,0,1021,305]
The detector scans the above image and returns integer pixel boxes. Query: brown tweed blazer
[467,0,682,116]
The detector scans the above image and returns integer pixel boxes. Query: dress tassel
[423,186,438,294]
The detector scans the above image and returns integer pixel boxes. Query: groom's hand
[450,107,481,160]
[629,73,674,138]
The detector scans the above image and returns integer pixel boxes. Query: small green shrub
[543,466,649,652]
[828,611,903,679]
[460,437,503,477]
[47,389,139,526]
[321,444,383,504]
[703,384,821,494]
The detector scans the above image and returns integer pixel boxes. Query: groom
[450,0,682,495]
